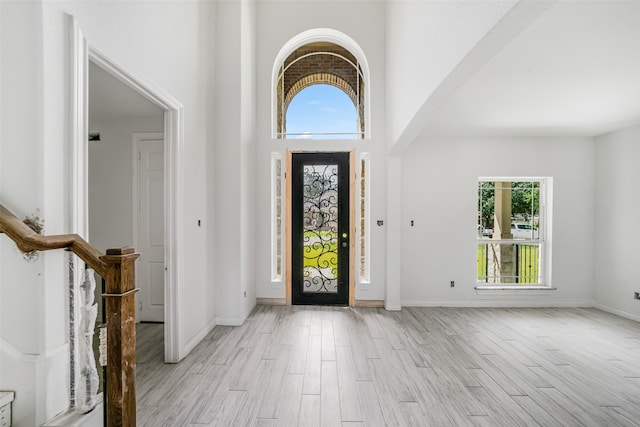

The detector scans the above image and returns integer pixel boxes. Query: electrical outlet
[450,281,455,288]
[634,292,640,300]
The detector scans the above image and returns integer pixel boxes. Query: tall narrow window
[271,153,283,280]
[359,153,370,282]
[477,179,549,286]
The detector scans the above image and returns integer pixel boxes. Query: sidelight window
[271,153,284,280]
[359,153,370,282]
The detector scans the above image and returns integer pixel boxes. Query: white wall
[1,2,69,425]
[88,117,163,251]
[240,0,258,320]
[50,0,217,358]
[213,0,243,325]
[254,1,388,302]
[595,126,640,321]
[1,0,44,355]
[385,0,517,148]
[1,1,217,423]
[213,0,260,325]
[401,136,595,307]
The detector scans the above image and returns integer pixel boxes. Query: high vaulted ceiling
[420,1,640,138]
[86,1,640,140]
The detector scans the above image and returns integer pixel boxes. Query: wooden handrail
[1,203,138,427]
[0,204,107,276]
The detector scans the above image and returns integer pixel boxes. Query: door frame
[286,149,356,306]
[70,15,184,362]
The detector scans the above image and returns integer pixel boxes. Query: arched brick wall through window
[276,42,365,138]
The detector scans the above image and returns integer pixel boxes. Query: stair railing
[0,204,138,427]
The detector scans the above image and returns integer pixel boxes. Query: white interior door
[135,133,165,322]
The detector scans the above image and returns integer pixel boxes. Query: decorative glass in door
[292,153,349,305]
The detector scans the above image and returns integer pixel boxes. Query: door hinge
[138,151,141,161]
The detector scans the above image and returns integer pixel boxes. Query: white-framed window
[274,42,366,139]
[477,178,551,286]
[271,153,284,281]
[359,153,370,283]
[271,29,371,140]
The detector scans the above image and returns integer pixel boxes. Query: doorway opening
[86,52,179,362]
[88,63,165,381]
[72,26,184,363]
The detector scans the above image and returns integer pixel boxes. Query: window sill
[475,285,556,291]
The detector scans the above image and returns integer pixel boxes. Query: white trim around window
[476,177,553,290]
[271,152,284,282]
[358,153,371,284]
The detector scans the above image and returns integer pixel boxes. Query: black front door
[292,152,350,305]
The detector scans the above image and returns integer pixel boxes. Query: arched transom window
[276,42,365,139]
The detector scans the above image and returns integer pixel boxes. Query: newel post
[101,247,140,427]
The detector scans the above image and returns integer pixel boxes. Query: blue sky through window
[286,84,358,139]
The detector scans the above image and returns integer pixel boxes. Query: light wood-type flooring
[136,306,640,426]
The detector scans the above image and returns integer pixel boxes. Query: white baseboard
[216,314,247,326]
[595,303,640,323]
[256,298,286,306]
[183,316,217,357]
[401,299,595,308]
[384,303,402,311]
